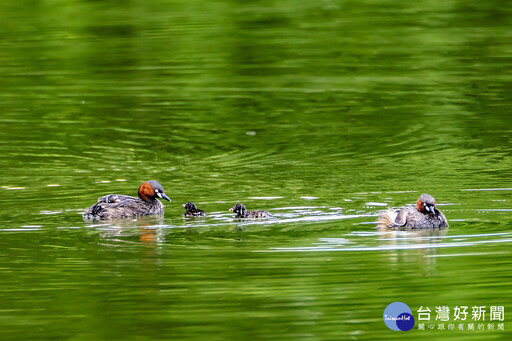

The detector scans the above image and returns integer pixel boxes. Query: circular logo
[383,302,415,331]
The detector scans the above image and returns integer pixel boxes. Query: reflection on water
[92,215,167,244]
[77,202,512,258]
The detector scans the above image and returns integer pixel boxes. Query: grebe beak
[157,192,171,201]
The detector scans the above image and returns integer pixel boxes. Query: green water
[1,0,511,340]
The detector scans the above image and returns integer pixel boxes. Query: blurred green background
[0,0,511,340]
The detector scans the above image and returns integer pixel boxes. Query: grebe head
[106,194,120,203]
[229,203,247,216]
[183,202,198,211]
[416,194,436,214]
[138,180,171,202]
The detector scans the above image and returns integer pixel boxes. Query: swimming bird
[183,202,206,217]
[377,194,448,229]
[83,180,171,220]
[229,203,271,218]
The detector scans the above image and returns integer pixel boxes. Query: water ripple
[263,237,512,253]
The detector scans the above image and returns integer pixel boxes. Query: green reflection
[0,0,511,340]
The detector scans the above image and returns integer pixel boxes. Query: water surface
[0,0,511,340]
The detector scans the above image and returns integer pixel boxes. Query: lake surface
[0,0,511,340]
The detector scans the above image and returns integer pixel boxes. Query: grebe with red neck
[83,180,171,220]
[377,194,448,229]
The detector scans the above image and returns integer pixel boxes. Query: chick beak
[182,203,186,207]
[425,204,435,214]
[229,207,234,212]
